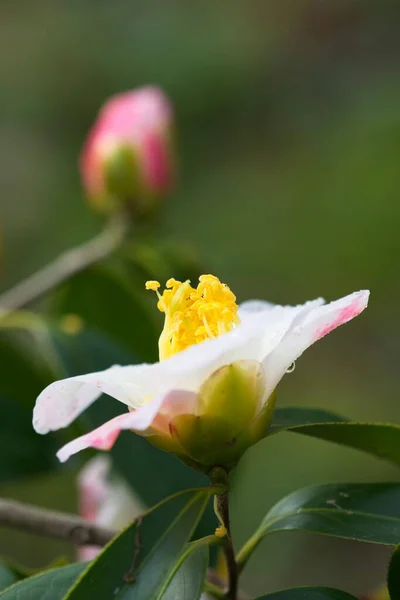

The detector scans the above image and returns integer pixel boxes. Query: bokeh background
[1,0,400,596]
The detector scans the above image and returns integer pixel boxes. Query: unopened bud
[80,86,174,216]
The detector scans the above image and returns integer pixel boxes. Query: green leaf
[256,587,358,599]
[158,541,209,600]
[388,544,400,599]
[63,488,213,600]
[0,563,85,599]
[0,318,62,482]
[270,407,345,432]
[270,407,400,467]
[237,483,400,571]
[0,393,59,481]
[51,264,158,362]
[0,317,61,405]
[0,563,17,592]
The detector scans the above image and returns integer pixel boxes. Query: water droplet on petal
[286,362,296,374]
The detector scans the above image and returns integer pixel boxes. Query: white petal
[262,290,369,398]
[238,299,275,317]
[257,299,325,360]
[33,364,155,434]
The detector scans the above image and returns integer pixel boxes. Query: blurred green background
[1,0,400,596]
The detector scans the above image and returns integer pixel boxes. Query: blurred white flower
[77,455,143,561]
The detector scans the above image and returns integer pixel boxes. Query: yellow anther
[146,274,240,361]
[215,525,228,538]
[166,278,180,288]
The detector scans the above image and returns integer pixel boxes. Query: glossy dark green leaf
[51,264,158,362]
[0,393,59,481]
[270,407,400,467]
[256,587,358,599]
[0,563,85,599]
[0,563,17,592]
[0,318,61,406]
[157,541,209,600]
[64,488,212,600]
[238,483,400,571]
[270,407,346,432]
[388,544,400,599]
[0,318,62,482]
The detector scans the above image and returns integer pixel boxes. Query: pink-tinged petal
[312,291,369,341]
[33,364,152,435]
[77,455,143,561]
[79,546,101,561]
[142,132,173,192]
[151,389,198,434]
[78,455,111,522]
[57,390,198,463]
[262,290,369,399]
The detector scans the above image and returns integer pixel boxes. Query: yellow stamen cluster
[146,274,240,360]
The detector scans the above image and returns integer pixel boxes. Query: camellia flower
[33,275,369,472]
[77,455,143,561]
[80,86,174,215]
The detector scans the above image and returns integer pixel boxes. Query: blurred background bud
[80,86,175,217]
[77,455,144,561]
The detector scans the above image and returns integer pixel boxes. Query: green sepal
[251,390,277,442]
[171,361,272,470]
[104,144,141,203]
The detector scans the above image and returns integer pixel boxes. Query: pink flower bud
[80,86,174,215]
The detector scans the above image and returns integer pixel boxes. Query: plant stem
[215,491,238,600]
[0,212,129,312]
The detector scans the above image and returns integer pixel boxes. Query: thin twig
[215,492,239,600]
[0,498,115,547]
[0,213,129,312]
